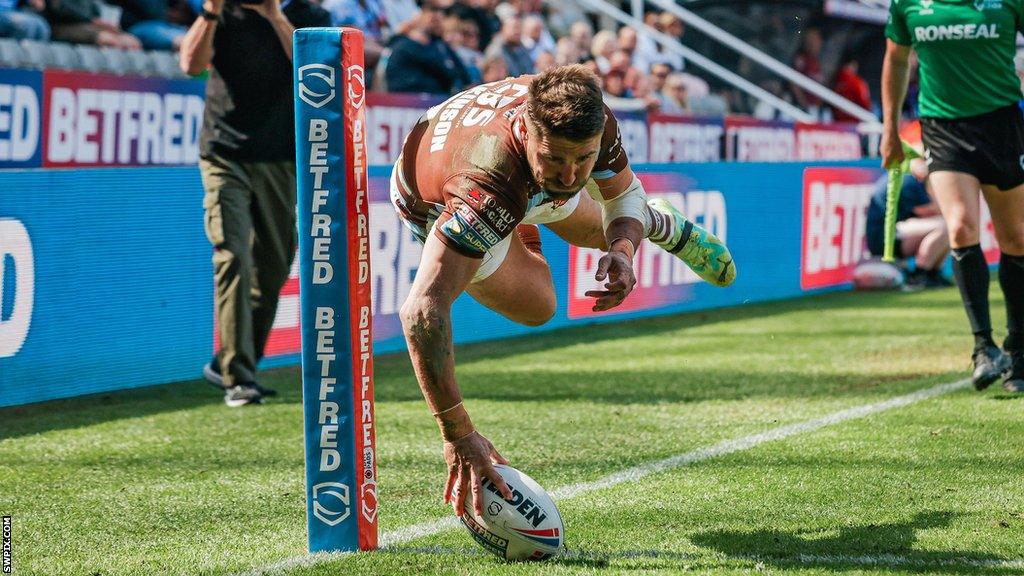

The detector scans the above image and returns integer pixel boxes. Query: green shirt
[886,0,1024,118]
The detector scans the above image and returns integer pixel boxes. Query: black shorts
[920,103,1024,191]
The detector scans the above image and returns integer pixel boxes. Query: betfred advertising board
[43,70,205,167]
[647,112,723,162]
[801,167,883,290]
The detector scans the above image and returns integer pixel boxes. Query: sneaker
[224,383,264,407]
[204,357,277,396]
[647,197,736,287]
[972,344,1011,390]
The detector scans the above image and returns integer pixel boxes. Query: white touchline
[237,378,972,576]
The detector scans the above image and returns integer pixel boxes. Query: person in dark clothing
[46,0,141,48]
[865,158,950,290]
[179,0,330,406]
[385,0,470,95]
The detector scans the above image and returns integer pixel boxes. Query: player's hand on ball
[879,130,905,169]
[587,250,636,312]
[443,431,513,517]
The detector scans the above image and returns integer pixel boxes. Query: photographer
[180,0,329,406]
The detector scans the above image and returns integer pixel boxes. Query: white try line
[238,378,971,576]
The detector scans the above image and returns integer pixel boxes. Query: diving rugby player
[392,65,735,515]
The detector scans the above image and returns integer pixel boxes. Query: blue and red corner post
[293,27,378,553]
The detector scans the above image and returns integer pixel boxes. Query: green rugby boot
[647,197,736,287]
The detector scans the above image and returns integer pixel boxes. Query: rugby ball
[454,464,565,561]
[853,260,904,290]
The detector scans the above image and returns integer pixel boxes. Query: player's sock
[999,252,1024,340]
[645,204,675,245]
[951,244,993,348]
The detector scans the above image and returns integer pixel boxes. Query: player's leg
[981,183,1024,391]
[930,170,1008,388]
[466,226,556,327]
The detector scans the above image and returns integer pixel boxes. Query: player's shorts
[389,163,581,283]
[920,103,1024,191]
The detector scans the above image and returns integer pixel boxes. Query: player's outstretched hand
[586,250,637,312]
[443,431,513,517]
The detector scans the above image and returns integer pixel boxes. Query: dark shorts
[920,103,1024,191]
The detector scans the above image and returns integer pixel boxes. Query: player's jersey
[392,76,629,258]
[886,0,1024,118]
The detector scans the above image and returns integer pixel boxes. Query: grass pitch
[2,285,1023,575]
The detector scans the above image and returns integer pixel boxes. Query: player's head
[525,64,606,199]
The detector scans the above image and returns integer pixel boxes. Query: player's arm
[399,231,512,516]
[880,41,912,168]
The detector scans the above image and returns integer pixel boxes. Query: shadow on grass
[690,511,1022,575]
[0,288,970,442]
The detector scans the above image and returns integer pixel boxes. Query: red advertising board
[795,122,862,160]
[42,70,205,167]
[801,167,880,289]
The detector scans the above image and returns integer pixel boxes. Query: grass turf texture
[1,285,1023,575]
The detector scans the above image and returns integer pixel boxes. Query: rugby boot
[224,383,264,407]
[972,343,1011,390]
[647,197,736,287]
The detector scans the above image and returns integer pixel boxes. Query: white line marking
[237,378,971,576]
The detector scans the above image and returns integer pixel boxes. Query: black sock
[999,252,1024,351]
[952,244,993,348]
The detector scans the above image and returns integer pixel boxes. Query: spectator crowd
[0,0,891,122]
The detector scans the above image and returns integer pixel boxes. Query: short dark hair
[527,64,606,141]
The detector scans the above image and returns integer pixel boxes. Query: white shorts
[390,164,581,283]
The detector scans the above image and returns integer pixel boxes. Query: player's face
[526,130,603,199]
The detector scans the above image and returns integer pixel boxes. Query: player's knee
[995,232,1024,255]
[519,294,556,327]
[948,220,979,246]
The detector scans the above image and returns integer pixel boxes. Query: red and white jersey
[392,75,631,258]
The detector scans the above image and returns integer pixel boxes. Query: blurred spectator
[110,0,187,50]
[629,70,661,111]
[322,0,386,84]
[589,28,615,74]
[647,11,684,72]
[47,0,142,48]
[455,0,499,50]
[479,52,506,82]
[608,49,640,93]
[647,62,672,108]
[660,72,689,114]
[553,35,577,66]
[568,19,590,55]
[831,48,871,122]
[444,11,482,84]
[484,15,532,76]
[533,49,554,73]
[618,25,652,77]
[0,0,50,40]
[520,13,552,61]
[791,26,824,115]
[385,0,470,95]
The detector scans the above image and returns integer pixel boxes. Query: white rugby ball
[853,260,904,290]
[454,464,565,561]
